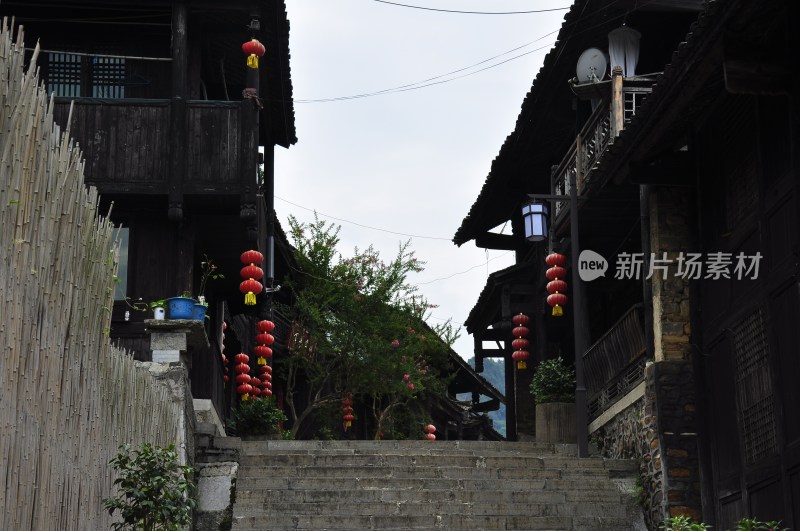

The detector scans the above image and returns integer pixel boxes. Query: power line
[372,0,569,15]
[417,251,513,285]
[296,41,556,103]
[276,196,452,241]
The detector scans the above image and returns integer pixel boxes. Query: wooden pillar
[171,3,188,99]
[168,3,188,221]
[611,66,624,137]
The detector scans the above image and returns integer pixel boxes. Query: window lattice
[47,52,82,97]
[733,308,777,465]
[92,56,125,98]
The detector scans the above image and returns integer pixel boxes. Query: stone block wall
[650,187,693,361]
[593,361,701,528]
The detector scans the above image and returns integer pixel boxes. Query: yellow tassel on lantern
[245,292,256,305]
[247,54,259,68]
[242,394,250,401]
[517,361,527,370]
[345,420,352,428]
[552,305,563,317]
[257,357,266,365]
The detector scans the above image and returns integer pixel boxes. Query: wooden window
[92,56,126,98]
[47,52,82,97]
[733,307,777,465]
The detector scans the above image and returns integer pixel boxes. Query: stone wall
[649,187,692,361]
[593,361,701,528]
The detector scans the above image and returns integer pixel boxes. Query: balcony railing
[551,72,654,225]
[583,304,647,420]
[51,98,257,195]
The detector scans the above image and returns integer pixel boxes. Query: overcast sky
[274,0,574,359]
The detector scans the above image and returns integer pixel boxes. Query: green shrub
[660,515,787,531]
[530,357,575,403]
[228,397,287,436]
[103,443,195,531]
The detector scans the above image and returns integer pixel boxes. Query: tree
[277,216,458,438]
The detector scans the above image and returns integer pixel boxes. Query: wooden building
[1,0,298,428]
[454,0,799,526]
[2,0,501,441]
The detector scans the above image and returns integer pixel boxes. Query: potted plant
[166,292,195,320]
[227,397,287,440]
[530,356,576,443]
[148,299,167,320]
[191,255,224,321]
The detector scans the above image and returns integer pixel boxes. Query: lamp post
[522,173,590,458]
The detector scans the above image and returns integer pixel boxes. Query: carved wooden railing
[583,304,647,420]
[551,70,653,225]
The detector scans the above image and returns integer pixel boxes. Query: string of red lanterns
[255,320,275,365]
[511,313,531,370]
[240,250,264,306]
[423,424,436,441]
[342,394,355,432]
[545,253,569,317]
[234,352,253,400]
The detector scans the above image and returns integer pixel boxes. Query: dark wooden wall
[695,93,800,528]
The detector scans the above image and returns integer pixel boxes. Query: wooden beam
[475,232,520,250]
[476,349,505,359]
[473,398,501,413]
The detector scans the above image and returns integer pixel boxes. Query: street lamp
[521,201,549,242]
[523,181,590,458]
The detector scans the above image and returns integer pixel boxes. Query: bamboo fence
[0,20,182,530]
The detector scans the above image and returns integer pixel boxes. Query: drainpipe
[640,185,655,361]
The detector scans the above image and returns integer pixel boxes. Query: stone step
[231,512,637,531]
[237,440,579,457]
[228,440,643,531]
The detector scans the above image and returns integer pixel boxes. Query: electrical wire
[296,41,556,103]
[416,251,513,285]
[372,0,570,15]
[276,196,452,241]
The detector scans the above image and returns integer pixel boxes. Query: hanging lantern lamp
[511,313,531,370]
[240,250,264,305]
[242,38,266,69]
[545,255,569,317]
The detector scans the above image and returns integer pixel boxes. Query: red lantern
[259,364,272,375]
[240,265,264,280]
[423,424,436,434]
[512,350,530,370]
[262,388,273,397]
[223,375,229,384]
[547,293,569,317]
[546,280,568,294]
[234,353,250,364]
[235,373,251,385]
[251,377,261,387]
[261,372,272,382]
[256,333,274,346]
[241,250,263,265]
[511,313,530,326]
[257,320,275,333]
[242,38,266,69]
[512,326,529,337]
[545,253,567,267]
[343,413,355,428]
[546,266,567,281]
[512,314,531,370]
[250,386,261,397]
[234,362,250,374]
[512,338,529,350]
[425,433,436,441]
[240,278,263,306]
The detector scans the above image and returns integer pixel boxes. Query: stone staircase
[231,440,645,531]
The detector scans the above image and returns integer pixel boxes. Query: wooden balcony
[52,98,258,196]
[583,304,647,420]
[551,72,655,225]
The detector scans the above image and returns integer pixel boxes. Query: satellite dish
[576,47,608,83]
